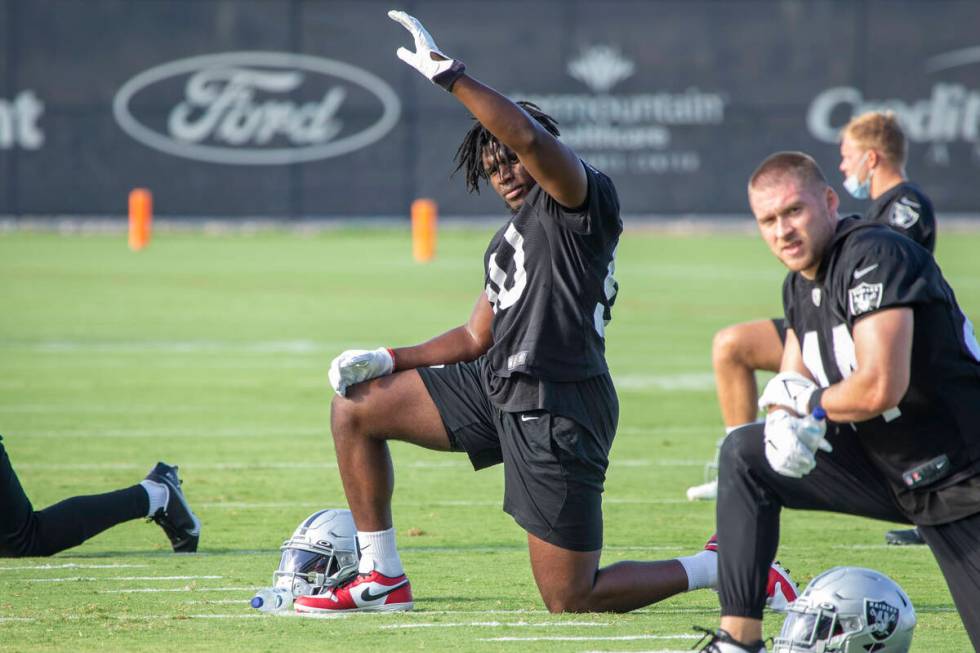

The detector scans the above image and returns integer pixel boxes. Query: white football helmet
[272,509,359,597]
[773,566,915,652]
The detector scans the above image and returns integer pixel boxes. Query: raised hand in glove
[329,347,395,397]
[388,10,466,91]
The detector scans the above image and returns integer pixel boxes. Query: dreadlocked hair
[452,101,561,194]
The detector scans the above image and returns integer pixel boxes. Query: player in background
[294,10,795,615]
[839,111,935,253]
[839,112,935,545]
[0,435,200,556]
[695,152,980,652]
[687,112,937,519]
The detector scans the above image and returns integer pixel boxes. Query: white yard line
[0,340,337,354]
[11,427,326,440]
[192,498,688,510]
[829,544,932,551]
[615,373,716,391]
[612,460,706,467]
[401,609,549,615]
[28,575,222,583]
[389,545,688,554]
[580,650,691,653]
[0,563,147,571]
[481,634,700,642]
[100,586,253,594]
[184,599,250,605]
[380,621,610,629]
[6,462,699,474]
[617,425,721,435]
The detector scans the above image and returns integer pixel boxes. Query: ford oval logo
[113,51,401,165]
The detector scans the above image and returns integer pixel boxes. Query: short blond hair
[748,151,829,195]
[840,111,907,168]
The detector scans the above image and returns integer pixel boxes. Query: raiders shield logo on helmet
[849,282,883,316]
[865,598,900,641]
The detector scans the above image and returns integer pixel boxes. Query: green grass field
[1,227,977,652]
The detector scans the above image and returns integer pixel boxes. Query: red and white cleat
[702,534,798,612]
[765,560,798,612]
[704,533,719,553]
[294,570,413,613]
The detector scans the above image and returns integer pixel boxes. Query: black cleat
[692,627,766,652]
[885,527,925,546]
[145,462,201,552]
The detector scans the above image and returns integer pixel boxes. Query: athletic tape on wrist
[807,387,826,415]
[433,60,466,91]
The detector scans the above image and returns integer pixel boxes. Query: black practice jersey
[480,162,621,425]
[783,217,980,522]
[864,182,936,253]
[483,162,621,381]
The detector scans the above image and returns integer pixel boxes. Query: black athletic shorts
[417,358,612,552]
[771,317,788,345]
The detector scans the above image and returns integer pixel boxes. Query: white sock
[356,528,404,577]
[139,480,169,517]
[724,420,761,436]
[676,550,718,591]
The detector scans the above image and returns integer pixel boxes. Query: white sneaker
[294,570,413,613]
[687,478,718,501]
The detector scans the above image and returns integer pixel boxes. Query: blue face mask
[843,152,872,199]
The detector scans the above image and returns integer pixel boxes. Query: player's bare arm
[818,307,913,423]
[778,328,810,378]
[768,311,912,423]
[391,291,494,370]
[451,77,587,209]
[388,10,587,209]
[329,291,493,397]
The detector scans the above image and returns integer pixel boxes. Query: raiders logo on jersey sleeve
[890,196,921,228]
[849,282,884,316]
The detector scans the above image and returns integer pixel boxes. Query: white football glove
[329,347,395,397]
[759,371,819,417]
[763,409,832,478]
[388,10,467,90]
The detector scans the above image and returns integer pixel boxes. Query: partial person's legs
[712,320,784,428]
[919,514,980,650]
[294,370,453,613]
[501,410,716,613]
[330,370,453,532]
[715,423,909,645]
[687,320,783,501]
[0,437,149,557]
[527,533,691,613]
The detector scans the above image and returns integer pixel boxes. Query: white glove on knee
[329,347,395,397]
[763,409,831,478]
[388,10,467,91]
[759,371,820,417]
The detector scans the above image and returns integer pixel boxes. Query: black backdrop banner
[1,0,978,218]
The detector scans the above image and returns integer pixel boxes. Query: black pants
[717,423,980,650]
[0,436,148,557]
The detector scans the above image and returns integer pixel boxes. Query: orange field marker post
[411,198,437,263]
[128,188,153,251]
